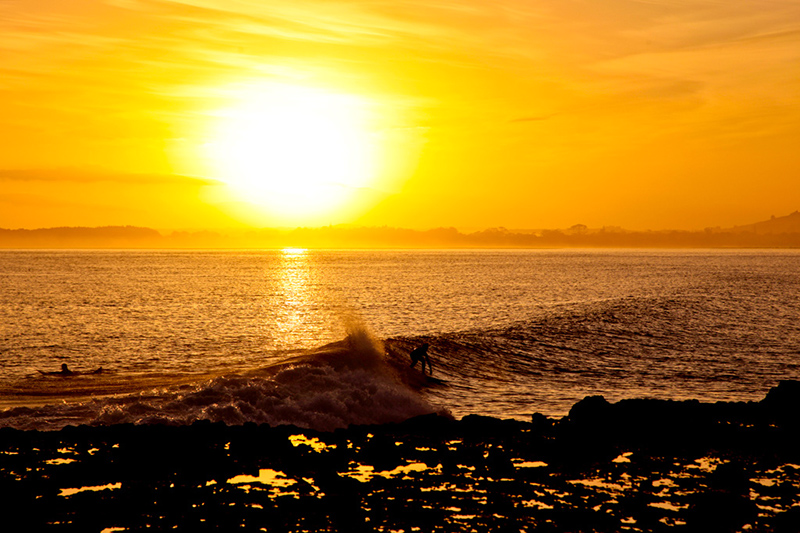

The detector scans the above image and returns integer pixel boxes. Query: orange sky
[2,0,799,231]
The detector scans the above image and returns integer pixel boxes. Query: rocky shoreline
[3,381,800,532]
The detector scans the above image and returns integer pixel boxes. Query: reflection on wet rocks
[2,382,800,532]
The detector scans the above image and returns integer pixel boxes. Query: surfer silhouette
[38,363,74,376]
[409,343,432,375]
[38,363,103,377]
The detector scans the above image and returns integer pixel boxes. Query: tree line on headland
[2,211,800,249]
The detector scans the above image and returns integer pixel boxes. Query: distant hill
[0,226,163,248]
[729,211,800,235]
[1,213,799,249]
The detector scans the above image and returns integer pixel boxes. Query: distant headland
[2,211,800,249]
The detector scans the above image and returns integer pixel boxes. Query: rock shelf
[2,381,800,532]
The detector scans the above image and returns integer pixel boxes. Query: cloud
[0,168,220,186]
[510,115,554,123]
[0,192,140,213]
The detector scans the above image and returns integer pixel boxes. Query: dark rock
[567,395,611,426]
[530,412,553,431]
[4,382,800,531]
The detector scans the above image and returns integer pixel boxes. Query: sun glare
[207,83,377,224]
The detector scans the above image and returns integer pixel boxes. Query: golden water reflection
[281,247,307,256]
[276,248,310,345]
[268,247,337,349]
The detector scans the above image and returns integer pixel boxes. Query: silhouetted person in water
[37,363,74,376]
[409,343,432,375]
[38,363,103,376]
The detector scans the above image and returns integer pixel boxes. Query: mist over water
[1,249,799,429]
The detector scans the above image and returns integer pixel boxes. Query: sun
[206,83,377,224]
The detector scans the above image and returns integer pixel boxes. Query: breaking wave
[0,326,446,432]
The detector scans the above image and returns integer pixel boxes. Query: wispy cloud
[510,115,554,123]
[0,168,219,185]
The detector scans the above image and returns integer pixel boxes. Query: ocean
[1,249,799,431]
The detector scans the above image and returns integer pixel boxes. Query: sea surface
[1,249,799,431]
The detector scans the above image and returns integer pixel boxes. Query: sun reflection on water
[281,247,307,256]
[267,247,345,350]
[275,249,312,345]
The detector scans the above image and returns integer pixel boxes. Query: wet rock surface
[2,381,800,532]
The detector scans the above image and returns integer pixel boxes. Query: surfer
[38,363,103,377]
[38,363,74,376]
[409,343,432,375]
